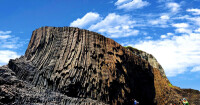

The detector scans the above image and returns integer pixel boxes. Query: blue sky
[0,0,200,90]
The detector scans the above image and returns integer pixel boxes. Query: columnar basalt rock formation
[125,46,200,105]
[0,27,199,105]
[24,27,156,104]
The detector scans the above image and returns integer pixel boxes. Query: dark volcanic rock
[0,27,199,105]
[0,66,106,105]
[23,27,156,104]
[125,46,200,105]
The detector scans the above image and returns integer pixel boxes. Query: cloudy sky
[0,0,200,90]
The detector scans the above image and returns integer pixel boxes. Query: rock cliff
[125,46,200,105]
[0,27,199,105]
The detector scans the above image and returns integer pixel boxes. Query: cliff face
[0,27,199,105]
[0,65,106,105]
[125,47,166,78]
[126,47,200,105]
[24,27,155,104]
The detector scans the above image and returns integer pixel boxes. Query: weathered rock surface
[126,47,200,105]
[0,27,199,105]
[125,47,167,79]
[0,65,107,105]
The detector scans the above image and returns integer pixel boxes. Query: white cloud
[158,0,173,3]
[0,35,11,39]
[173,15,190,20]
[172,23,191,34]
[115,0,131,5]
[195,28,200,32]
[115,0,149,11]
[191,66,200,72]
[0,31,11,35]
[70,12,101,28]
[167,33,174,36]
[149,20,159,25]
[0,31,23,49]
[0,30,12,39]
[0,30,23,66]
[149,15,170,28]
[0,50,19,65]
[188,17,200,26]
[89,13,139,38]
[1,44,16,49]
[187,8,200,15]
[172,23,189,28]
[145,36,152,39]
[166,2,180,13]
[133,33,200,77]
[175,28,192,34]
[161,35,167,38]
[160,15,170,20]
[160,33,174,39]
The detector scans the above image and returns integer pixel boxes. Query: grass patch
[124,46,142,52]
[168,83,173,87]
[124,46,138,50]
[124,46,132,48]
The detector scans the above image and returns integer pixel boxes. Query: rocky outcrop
[125,46,200,105]
[23,27,156,104]
[0,65,106,105]
[125,47,167,79]
[0,27,199,105]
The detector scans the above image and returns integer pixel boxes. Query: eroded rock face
[0,27,199,105]
[0,65,107,105]
[22,27,156,104]
[125,46,200,105]
[125,47,167,79]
